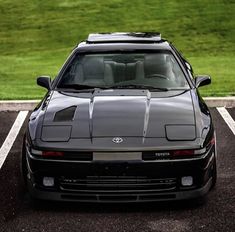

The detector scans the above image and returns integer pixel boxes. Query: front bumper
[26,146,216,202]
[27,177,212,202]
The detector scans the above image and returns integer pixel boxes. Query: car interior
[59,53,189,88]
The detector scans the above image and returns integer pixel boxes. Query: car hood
[40,89,196,142]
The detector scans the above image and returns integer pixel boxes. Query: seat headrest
[83,57,104,75]
[144,54,168,75]
[144,54,166,66]
[112,55,135,64]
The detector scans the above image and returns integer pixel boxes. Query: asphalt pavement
[0,108,234,232]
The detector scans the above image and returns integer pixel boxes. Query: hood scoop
[54,106,77,122]
[41,106,77,142]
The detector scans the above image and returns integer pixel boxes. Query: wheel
[21,136,46,206]
[211,132,218,189]
[211,158,217,189]
[20,134,28,186]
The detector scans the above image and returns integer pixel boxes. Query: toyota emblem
[112,137,123,144]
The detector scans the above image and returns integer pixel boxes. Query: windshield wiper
[109,84,169,91]
[57,84,108,92]
[57,83,170,92]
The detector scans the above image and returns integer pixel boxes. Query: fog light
[181,176,193,186]
[43,177,54,187]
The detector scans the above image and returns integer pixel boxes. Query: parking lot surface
[0,108,234,232]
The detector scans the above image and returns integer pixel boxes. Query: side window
[165,54,189,87]
[59,58,82,86]
[171,44,194,79]
[184,61,194,76]
[178,54,194,79]
[187,69,194,80]
[59,63,74,85]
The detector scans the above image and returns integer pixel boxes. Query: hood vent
[54,106,76,122]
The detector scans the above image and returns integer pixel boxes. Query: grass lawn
[0,0,234,99]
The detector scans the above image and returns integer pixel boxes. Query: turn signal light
[42,151,64,157]
[171,150,194,157]
[210,137,215,145]
[171,147,206,157]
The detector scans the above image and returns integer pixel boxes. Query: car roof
[75,32,172,53]
[86,32,162,43]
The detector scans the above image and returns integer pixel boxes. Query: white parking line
[217,107,235,136]
[0,111,28,169]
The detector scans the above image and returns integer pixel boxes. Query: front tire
[20,134,28,186]
[211,158,217,189]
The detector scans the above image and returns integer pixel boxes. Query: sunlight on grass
[0,0,234,99]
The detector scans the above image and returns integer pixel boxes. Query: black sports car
[22,32,217,202]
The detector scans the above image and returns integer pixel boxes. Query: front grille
[63,152,92,161]
[59,176,177,193]
[142,152,156,160]
[40,151,173,161]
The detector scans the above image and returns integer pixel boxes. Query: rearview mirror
[195,75,211,88]
[37,76,51,90]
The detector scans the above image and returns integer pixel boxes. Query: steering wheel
[146,74,170,80]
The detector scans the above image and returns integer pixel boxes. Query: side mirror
[195,75,211,88]
[37,76,51,90]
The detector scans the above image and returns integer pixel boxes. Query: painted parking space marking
[0,112,18,146]
[217,107,235,136]
[0,111,28,169]
[226,108,235,121]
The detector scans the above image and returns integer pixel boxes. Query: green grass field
[0,0,234,99]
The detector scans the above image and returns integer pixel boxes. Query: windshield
[57,52,190,90]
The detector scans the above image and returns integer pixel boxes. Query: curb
[0,100,39,111]
[203,97,235,108]
[0,97,235,111]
